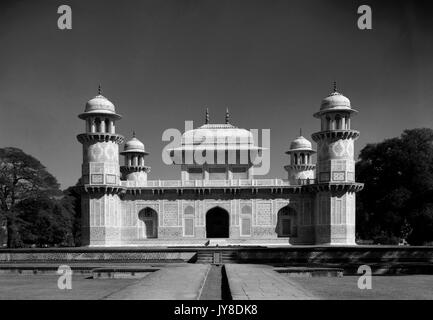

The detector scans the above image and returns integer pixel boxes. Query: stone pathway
[225,264,318,300]
[104,264,210,300]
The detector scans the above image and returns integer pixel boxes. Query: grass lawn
[288,275,433,299]
[0,274,138,300]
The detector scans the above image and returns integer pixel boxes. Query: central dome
[181,124,255,149]
[172,123,262,151]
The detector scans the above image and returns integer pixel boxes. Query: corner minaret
[120,132,151,187]
[311,83,363,245]
[284,132,316,185]
[77,86,124,246]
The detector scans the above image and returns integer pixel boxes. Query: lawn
[288,275,433,299]
[0,274,138,300]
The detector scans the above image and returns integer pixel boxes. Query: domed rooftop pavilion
[171,109,263,152]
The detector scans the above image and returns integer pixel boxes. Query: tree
[62,184,82,246]
[16,196,75,247]
[356,128,433,245]
[0,147,61,247]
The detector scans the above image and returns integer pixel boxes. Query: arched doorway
[206,207,229,238]
[138,207,158,238]
[276,206,297,237]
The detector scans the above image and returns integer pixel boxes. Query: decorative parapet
[119,178,315,188]
[113,178,318,195]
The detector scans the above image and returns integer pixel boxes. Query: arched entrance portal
[206,207,229,238]
[276,206,297,237]
[138,207,158,238]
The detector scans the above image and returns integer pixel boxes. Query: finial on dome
[132,130,136,138]
[98,84,102,95]
[205,108,209,124]
[300,128,302,136]
[333,81,337,93]
[225,108,230,124]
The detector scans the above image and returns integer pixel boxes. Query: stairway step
[196,250,240,263]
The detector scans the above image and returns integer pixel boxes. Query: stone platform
[275,266,344,277]
[0,246,432,274]
[91,267,159,279]
[225,264,318,299]
[0,247,197,263]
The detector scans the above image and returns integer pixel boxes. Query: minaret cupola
[314,82,358,132]
[284,131,316,185]
[79,85,122,135]
[120,132,151,186]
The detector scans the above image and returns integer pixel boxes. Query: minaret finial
[205,108,209,124]
[225,108,230,124]
[333,81,337,93]
[98,84,102,95]
[132,130,136,138]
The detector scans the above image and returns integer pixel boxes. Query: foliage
[356,128,433,245]
[16,196,74,247]
[0,147,78,247]
[62,185,82,246]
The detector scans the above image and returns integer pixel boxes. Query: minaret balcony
[77,133,125,144]
[311,129,360,142]
[284,164,316,171]
[120,165,151,174]
[77,185,126,195]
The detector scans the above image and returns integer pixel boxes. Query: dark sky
[0,0,432,188]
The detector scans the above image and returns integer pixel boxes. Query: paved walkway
[225,264,318,300]
[104,264,210,300]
